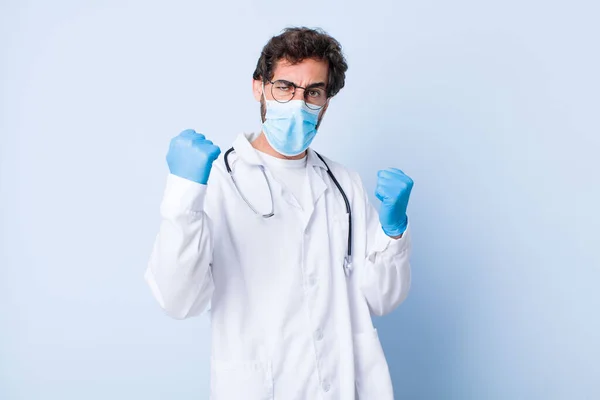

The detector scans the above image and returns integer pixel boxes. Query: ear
[252,79,263,102]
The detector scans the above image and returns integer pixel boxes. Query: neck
[251,132,307,160]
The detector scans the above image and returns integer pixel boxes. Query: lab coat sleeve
[360,182,412,317]
[144,174,215,320]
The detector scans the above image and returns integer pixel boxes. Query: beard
[260,97,326,130]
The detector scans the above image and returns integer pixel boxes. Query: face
[253,58,330,128]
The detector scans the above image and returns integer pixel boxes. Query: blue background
[1,0,598,399]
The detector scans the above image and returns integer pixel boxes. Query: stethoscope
[223,147,353,276]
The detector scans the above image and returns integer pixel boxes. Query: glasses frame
[266,79,329,110]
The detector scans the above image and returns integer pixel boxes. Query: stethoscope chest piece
[344,256,353,277]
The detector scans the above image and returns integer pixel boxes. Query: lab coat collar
[232,132,264,168]
[306,147,328,170]
[232,132,328,170]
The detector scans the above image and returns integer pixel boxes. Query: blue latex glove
[375,168,414,237]
[166,129,221,185]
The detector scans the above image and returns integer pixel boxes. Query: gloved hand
[375,168,414,237]
[166,129,221,185]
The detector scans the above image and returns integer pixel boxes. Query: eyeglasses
[266,79,328,110]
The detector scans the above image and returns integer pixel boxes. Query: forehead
[272,58,329,85]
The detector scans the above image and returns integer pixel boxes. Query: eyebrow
[276,79,327,89]
[306,82,327,89]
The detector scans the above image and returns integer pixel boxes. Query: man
[146,27,414,400]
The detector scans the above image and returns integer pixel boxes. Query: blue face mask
[261,91,322,157]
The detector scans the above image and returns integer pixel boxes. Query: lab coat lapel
[308,165,327,209]
[307,148,328,206]
[302,149,329,230]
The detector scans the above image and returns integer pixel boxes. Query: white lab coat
[145,132,412,399]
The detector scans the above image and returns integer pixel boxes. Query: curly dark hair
[252,27,348,98]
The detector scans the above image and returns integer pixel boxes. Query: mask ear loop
[261,81,269,124]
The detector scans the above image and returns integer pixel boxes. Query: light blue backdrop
[1,1,598,399]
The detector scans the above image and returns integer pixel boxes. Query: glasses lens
[304,88,327,110]
[271,80,295,103]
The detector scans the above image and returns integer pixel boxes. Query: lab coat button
[322,382,331,392]
[309,276,317,286]
[315,329,323,340]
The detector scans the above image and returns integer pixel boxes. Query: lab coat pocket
[210,359,273,400]
[353,328,394,400]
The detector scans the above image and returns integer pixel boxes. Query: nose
[291,89,305,101]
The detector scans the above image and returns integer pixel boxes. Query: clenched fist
[166,129,221,185]
[375,168,414,237]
